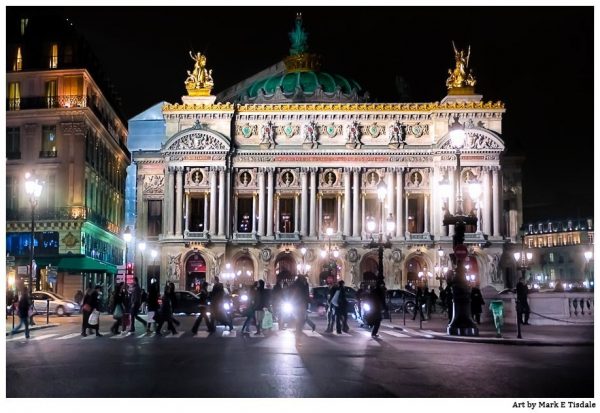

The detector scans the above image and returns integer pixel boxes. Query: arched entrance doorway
[185,253,206,292]
[360,255,378,287]
[275,254,296,285]
[405,255,428,290]
[233,255,254,288]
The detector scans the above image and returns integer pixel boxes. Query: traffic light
[126,262,134,283]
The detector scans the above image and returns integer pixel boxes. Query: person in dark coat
[129,277,146,332]
[412,287,425,321]
[11,287,32,339]
[325,282,338,333]
[110,282,126,334]
[470,285,485,324]
[210,276,233,331]
[335,280,349,334]
[155,284,177,336]
[191,281,215,334]
[516,277,530,325]
[253,280,268,335]
[241,282,258,334]
[146,278,160,333]
[81,285,102,337]
[168,281,181,327]
[292,274,315,333]
[444,282,454,322]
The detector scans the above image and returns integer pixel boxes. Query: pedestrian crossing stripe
[110,332,133,339]
[165,332,185,338]
[55,333,82,340]
[221,330,236,338]
[193,331,211,338]
[30,334,58,341]
[381,330,409,338]
[6,335,28,342]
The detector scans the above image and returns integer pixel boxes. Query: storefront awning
[57,257,117,274]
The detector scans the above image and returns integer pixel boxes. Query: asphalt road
[6,314,594,398]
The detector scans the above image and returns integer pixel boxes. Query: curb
[6,323,60,336]
[382,323,593,346]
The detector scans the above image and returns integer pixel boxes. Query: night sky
[8,6,594,224]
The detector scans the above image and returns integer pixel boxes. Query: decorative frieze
[143,174,165,194]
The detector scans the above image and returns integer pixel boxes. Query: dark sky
[9,6,594,224]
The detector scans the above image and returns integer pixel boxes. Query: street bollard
[12,306,15,330]
[490,300,504,338]
[46,299,50,324]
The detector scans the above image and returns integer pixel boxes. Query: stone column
[405,196,409,236]
[175,167,183,236]
[424,194,429,233]
[258,170,265,236]
[386,168,394,223]
[294,193,299,233]
[448,166,456,236]
[267,168,274,237]
[483,167,492,235]
[162,167,169,236]
[275,193,280,234]
[492,167,501,237]
[396,168,403,237]
[203,192,208,234]
[352,168,361,237]
[318,194,323,235]
[337,193,342,234]
[209,168,217,236]
[252,192,257,233]
[233,193,238,233]
[218,168,226,236]
[309,169,317,237]
[361,192,366,238]
[300,169,308,236]
[185,192,190,233]
[343,168,352,237]
[168,167,175,236]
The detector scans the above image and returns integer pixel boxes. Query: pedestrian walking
[81,285,103,337]
[168,282,181,327]
[292,274,315,333]
[191,281,215,334]
[412,286,425,321]
[516,277,530,325]
[325,282,338,333]
[444,282,454,321]
[369,283,386,338]
[11,287,32,339]
[209,276,233,331]
[470,284,485,324]
[429,288,438,313]
[241,282,257,334]
[335,280,349,334]
[155,284,177,336]
[129,277,147,332]
[110,282,126,334]
[254,279,268,335]
[145,278,160,333]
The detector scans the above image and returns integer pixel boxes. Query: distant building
[6,12,130,300]
[126,16,526,293]
[520,218,594,288]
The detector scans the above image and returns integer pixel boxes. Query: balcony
[7,95,87,111]
[275,232,299,241]
[6,151,21,160]
[39,150,58,158]
[6,206,119,235]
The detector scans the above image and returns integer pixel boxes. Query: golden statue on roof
[446,41,477,93]
[185,51,214,96]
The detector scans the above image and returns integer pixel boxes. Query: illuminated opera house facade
[128,16,523,292]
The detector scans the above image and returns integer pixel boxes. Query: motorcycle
[276,300,294,329]
[355,299,377,329]
[207,298,234,330]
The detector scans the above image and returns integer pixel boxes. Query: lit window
[45,80,58,108]
[550,268,555,279]
[8,82,21,110]
[41,125,57,157]
[63,76,83,107]
[549,253,554,263]
[20,18,28,36]
[49,43,58,68]
[14,47,23,71]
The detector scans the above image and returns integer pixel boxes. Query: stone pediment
[438,127,505,151]
[162,122,230,154]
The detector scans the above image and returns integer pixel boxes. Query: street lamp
[25,173,43,290]
[366,180,395,286]
[297,247,311,278]
[123,226,132,284]
[441,116,479,336]
[320,227,339,282]
[513,234,533,339]
[436,247,445,288]
[138,242,146,288]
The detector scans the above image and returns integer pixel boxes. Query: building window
[49,43,58,68]
[13,47,23,71]
[321,197,336,233]
[550,268,555,279]
[43,175,56,210]
[6,232,59,257]
[558,255,564,264]
[188,197,205,234]
[547,236,553,247]
[527,238,533,248]
[20,19,28,36]
[147,200,162,237]
[6,176,19,212]
[407,196,424,233]
[6,127,20,159]
[63,75,83,107]
[8,82,20,110]
[40,125,57,158]
[279,197,295,233]
[45,80,58,108]
[237,197,253,233]
[63,44,73,64]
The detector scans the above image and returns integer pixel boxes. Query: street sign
[453,244,468,260]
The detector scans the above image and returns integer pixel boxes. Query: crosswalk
[6,327,418,342]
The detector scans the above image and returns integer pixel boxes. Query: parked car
[309,286,357,315]
[172,290,202,314]
[31,291,80,316]
[386,289,416,313]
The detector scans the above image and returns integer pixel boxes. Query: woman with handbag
[11,286,32,339]
[81,285,103,337]
[110,282,126,334]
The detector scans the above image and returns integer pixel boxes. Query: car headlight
[241,294,248,302]
[223,302,230,310]
[206,312,211,316]
[282,302,293,314]
[362,303,371,312]
[67,303,75,309]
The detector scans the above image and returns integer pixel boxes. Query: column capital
[309,167,319,173]
[394,167,405,173]
[352,167,362,173]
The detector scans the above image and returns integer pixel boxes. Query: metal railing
[6,206,119,234]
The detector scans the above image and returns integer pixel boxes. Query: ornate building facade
[6,13,130,299]
[130,16,523,292]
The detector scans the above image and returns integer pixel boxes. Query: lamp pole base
[447,282,479,337]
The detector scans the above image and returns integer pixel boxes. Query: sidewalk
[5,321,60,336]
[380,312,594,346]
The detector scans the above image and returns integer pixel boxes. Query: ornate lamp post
[513,234,533,339]
[366,180,395,285]
[25,173,43,290]
[320,227,339,283]
[123,226,132,284]
[297,247,311,278]
[138,242,146,288]
[441,116,479,336]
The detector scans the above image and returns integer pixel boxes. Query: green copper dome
[246,71,362,99]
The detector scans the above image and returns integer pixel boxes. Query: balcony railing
[39,150,58,158]
[6,151,21,160]
[6,206,119,235]
[7,95,87,111]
